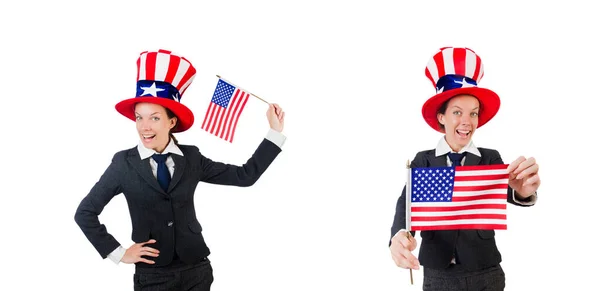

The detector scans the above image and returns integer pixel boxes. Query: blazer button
[167,221,173,227]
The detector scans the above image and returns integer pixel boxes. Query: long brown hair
[165,107,179,144]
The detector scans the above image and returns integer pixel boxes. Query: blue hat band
[136,80,181,102]
[436,75,478,93]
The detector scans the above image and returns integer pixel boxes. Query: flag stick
[406,159,414,285]
[216,75,269,104]
[406,232,414,285]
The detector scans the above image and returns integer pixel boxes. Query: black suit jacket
[75,139,281,268]
[391,148,535,271]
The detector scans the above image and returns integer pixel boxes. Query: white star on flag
[140,82,165,97]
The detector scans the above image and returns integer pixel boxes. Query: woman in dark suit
[75,49,286,291]
[389,47,540,291]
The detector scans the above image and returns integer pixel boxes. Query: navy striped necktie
[152,153,171,192]
[447,152,466,166]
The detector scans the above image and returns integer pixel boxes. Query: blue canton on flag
[211,79,236,107]
[411,167,456,203]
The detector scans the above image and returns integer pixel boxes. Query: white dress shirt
[107,129,286,264]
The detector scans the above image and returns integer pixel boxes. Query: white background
[1,0,598,290]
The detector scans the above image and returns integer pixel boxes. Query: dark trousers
[133,257,213,291]
[423,264,505,291]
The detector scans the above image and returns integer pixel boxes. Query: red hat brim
[115,97,194,133]
[421,87,500,133]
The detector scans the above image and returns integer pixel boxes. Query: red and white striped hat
[422,47,500,133]
[115,49,196,132]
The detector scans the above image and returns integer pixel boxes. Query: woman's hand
[121,239,160,264]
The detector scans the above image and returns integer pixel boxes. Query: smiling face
[437,94,480,152]
[135,102,177,153]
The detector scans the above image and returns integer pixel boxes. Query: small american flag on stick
[201,78,250,143]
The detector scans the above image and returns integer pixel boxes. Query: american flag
[407,164,509,231]
[201,79,250,143]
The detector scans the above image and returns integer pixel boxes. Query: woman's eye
[471,112,479,117]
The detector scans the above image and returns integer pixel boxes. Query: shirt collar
[137,138,184,160]
[434,136,481,157]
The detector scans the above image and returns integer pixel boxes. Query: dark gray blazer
[75,139,281,268]
[391,148,535,271]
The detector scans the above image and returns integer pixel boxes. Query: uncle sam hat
[421,47,500,133]
[115,49,196,133]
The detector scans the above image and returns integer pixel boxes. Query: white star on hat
[140,82,165,97]
[453,78,476,88]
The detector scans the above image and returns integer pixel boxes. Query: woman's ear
[437,113,445,125]
[170,117,178,130]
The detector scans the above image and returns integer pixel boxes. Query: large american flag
[407,164,509,231]
[201,79,250,143]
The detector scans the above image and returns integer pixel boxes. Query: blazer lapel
[127,149,167,195]
[168,154,186,192]
[464,152,482,166]
[426,151,449,167]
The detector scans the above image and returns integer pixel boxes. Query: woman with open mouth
[389,47,541,291]
[74,49,286,291]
